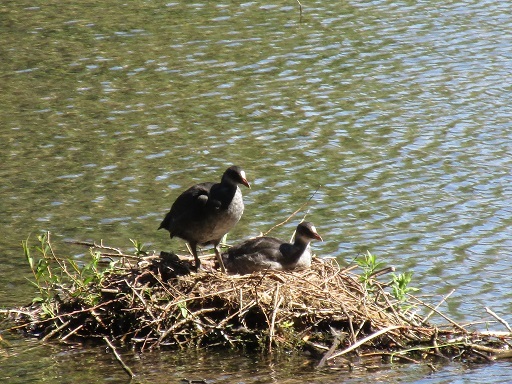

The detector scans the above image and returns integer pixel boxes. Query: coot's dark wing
[158,182,214,235]
[277,243,302,265]
[223,236,285,274]
[208,182,237,210]
[226,236,282,259]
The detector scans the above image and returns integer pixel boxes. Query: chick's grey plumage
[158,166,250,272]
[222,222,322,275]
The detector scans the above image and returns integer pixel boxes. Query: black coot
[222,221,322,275]
[159,165,250,272]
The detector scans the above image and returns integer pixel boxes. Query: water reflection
[5,336,512,384]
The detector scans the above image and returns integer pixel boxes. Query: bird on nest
[221,221,322,275]
[159,165,250,273]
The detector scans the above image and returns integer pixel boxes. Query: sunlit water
[1,0,512,382]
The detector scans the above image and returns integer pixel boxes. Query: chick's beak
[314,232,323,241]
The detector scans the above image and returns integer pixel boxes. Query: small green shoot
[391,272,419,303]
[177,302,188,318]
[355,251,383,290]
[130,238,148,256]
[23,234,58,301]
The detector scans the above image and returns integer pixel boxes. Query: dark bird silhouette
[222,221,322,275]
[158,166,250,273]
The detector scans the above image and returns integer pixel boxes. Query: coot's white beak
[240,170,251,189]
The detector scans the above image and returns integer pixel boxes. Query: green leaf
[177,302,188,318]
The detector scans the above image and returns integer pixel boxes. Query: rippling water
[2,0,512,382]
[4,338,512,384]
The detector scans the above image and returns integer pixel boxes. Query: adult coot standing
[222,221,322,275]
[159,166,250,273]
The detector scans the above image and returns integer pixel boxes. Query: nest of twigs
[3,236,512,376]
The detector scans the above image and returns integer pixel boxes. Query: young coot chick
[222,222,322,275]
[158,165,250,273]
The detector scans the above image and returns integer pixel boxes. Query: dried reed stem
[103,336,134,378]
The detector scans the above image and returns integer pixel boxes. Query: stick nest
[4,239,512,370]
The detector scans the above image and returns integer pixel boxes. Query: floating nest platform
[3,236,512,376]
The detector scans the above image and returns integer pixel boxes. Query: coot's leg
[189,241,201,271]
[213,241,227,273]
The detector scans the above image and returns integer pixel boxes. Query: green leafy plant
[23,233,60,303]
[355,250,383,290]
[391,272,419,303]
[130,238,148,256]
[355,251,419,314]
[23,232,120,310]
